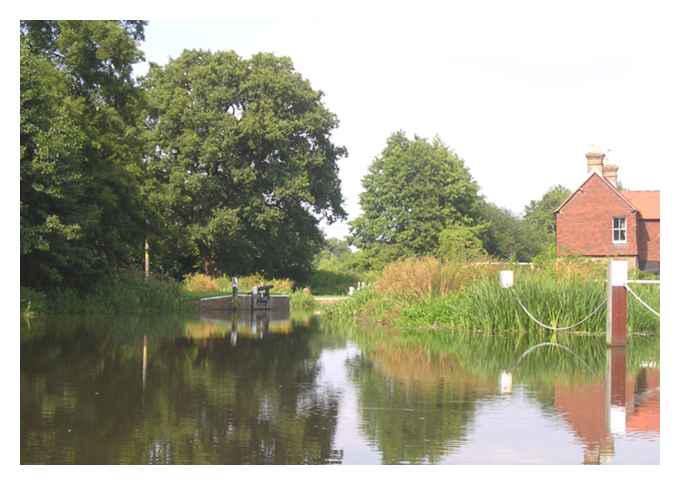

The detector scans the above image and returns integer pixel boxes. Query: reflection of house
[626,368,660,433]
[554,147,660,273]
[553,365,660,465]
[554,381,613,464]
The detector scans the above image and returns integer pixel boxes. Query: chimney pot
[603,164,619,187]
[586,145,605,176]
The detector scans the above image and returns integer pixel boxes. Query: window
[613,217,627,243]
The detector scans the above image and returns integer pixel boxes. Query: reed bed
[374,256,501,301]
[289,289,316,311]
[322,257,660,335]
[43,271,190,316]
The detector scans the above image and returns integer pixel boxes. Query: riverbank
[21,272,191,321]
[322,257,660,336]
[20,271,321,322]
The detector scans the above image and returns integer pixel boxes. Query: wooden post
[607,260,628,346]
[144,239,150,280]
[605,347,627,435]
[142,335,148,391]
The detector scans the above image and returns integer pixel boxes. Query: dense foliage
[523,185,571,246]
[20,21,149,289]
[143,49,347,281]
[478,202,539,261]
[20,22,348,310]
[349,132,483,267]
[323,257,660,335]
[19,21,579,317]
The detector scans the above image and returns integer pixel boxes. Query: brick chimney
[586,145,605,176]
[603,164,619,187]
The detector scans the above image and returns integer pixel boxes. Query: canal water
[20,311,659,465]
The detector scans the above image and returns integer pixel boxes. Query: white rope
[512,341,595,373]
[511,288,607,332]
[625,283,661,318]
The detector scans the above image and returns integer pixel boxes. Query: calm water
[20,310,659,465]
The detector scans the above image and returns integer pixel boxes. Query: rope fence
[624,283,661,319]
[512,341,595,373]
[510,287,607,332]
[501,261,659,340]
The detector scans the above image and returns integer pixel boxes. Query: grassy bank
[20,269,323,321]
[322,257,660,335]
[21,271,192,320]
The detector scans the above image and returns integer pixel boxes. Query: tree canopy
[523,185,571,244]
[19,21,577,298]
[20,21,148,289]
[349,132,483,267]
[478,202,540,262]
[143,49,347,281]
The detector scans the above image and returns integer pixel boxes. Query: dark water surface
[20,311,659,464]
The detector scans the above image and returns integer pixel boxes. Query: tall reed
[324,257,660,335]
[46,271,189,316]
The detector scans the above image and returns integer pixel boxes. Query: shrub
[183,273,295,297]
[21,286,47,320]
[26,271,189,317]
[183,273,220,293]
[229,274,294,294]
[290,289,316,311]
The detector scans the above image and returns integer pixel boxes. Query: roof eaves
[553,172,638,215]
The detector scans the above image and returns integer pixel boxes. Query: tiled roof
[620,191,660,219]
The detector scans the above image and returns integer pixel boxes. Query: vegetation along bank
[322,257,660,336]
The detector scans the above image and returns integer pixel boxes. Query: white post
[499,371,513,394]
[605,347,627,435]
[499,270,514,288]
[607,260,628,346]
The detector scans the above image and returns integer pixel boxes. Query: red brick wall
[637,219,660,263]
[556,175,638,258]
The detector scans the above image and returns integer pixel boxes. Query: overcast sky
[130,1,678,239]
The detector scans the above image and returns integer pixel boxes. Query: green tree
[20,21,149,289]
[437,224,486,262]
[320,237,352,259]
[524,185,571,236]
[349,132,483,268]
[523,185,571,251]
[143,50,347,281]
[479,202,541,262]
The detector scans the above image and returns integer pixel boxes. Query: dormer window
[613,217,627,243]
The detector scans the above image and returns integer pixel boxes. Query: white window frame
[612,217,627,244]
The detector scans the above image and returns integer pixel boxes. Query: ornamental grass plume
[374,256,497,301]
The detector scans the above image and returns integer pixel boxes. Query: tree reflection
[21,316,342,464]
[346,344,496,464]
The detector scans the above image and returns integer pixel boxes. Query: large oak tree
[143,50,347,281]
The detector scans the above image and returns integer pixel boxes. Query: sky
[129,2,678,240]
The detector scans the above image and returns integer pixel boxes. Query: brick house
[554,147,660,273]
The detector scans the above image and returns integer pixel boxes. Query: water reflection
[552,347,660,465]
[20,314,659,464]
[338,332,659,465]
[21,312,342,464]
[345,345,496,464]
